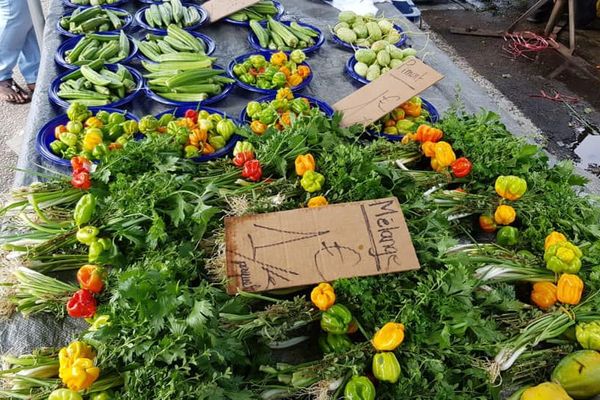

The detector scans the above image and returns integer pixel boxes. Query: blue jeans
[0,0,40,83]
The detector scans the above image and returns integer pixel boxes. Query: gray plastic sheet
[3,0,540,356]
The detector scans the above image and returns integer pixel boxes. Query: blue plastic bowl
[62,0,128,8]
[239,94,334,123]
[331,24,407,51]
[55,33,138,70]
[57,6,132,37]
[370,98,440,142]
[49,64,143,109]
[36,107,140,168]
[227,51,313,95]
[224,1,284,26]
[144,65,233,107]
[134,4,208,34]
[135,32,216,63]
[345,55,369,85]
[154,107,242,162]
[247,21,325,54]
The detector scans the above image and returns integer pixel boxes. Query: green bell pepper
[208,134,226,150]
[272,72,287,88]
[108,112,125,125]
[544,241,582,274]
[95,110,110,125]
[73,194,96,226]
[66,120,83,134]
[76,226,100,245]
[59,132,78,147]
[184,145,200,159]
[246,101,262,118]
[50,140,67,155]
[233,63,247,76]
[344,375,376,400]
[300,170,325,193]
[496,226,519,247]
[259,108,278,125]
[320,304,352,334]
[48,388,83,400]
[372,352,401,383]
[318,333,352,354]
[67,102,91,122]
[216,119,236,141]
[576,321,600,350]
[139,115,160,134]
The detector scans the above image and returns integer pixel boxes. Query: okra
[81,65,111,86]
[165,69,224,88]
[68,6,103,25]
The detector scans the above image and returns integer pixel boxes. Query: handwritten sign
[225,197,420,293]
[203,0,260,23]
[333,58,444,127]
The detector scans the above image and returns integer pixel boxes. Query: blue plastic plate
[144,65,233,107]
[224,1,284,26]
[154,107,242,162]
[371,98,440,142]
[55,33,138,70]
[36,107,139,168]
[49,64,143,109]
[62,0,128,8]
[247,21,325,54]
[227,50,313,95]
[135,32,216,63]
[134,4,208,34]
[239,94,334,123]
[331,23,407,51]
[57,6,132,37]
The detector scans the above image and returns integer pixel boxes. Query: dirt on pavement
[421,3,600,173]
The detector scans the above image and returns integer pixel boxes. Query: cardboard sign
[333,58,444,127]
[225,197,420,293]
[203,0,261,22]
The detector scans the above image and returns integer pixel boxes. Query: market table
[1,0,568,355]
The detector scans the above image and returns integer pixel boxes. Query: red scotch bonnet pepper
[67,289,97,318]
[242,159,262,182]
[233,151,255,168]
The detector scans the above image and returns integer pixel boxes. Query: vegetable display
[333,10,403,48]
[134,25,213,63]
[49,102,138,161]
[244,89,328,134]
[230,50,311,91]
[227,0,281,23]
[56,63,137,107]
[59,6,129,35]
[370,96,431,136]
[141,108,239,158]
[142,56,233,104]
[353,43,417,81]
[250,17,321,51]
[62,31,131,67]
[141,0,204,30]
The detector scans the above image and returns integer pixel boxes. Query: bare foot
[0,79,30,104]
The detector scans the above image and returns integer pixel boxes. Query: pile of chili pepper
[246,88,320,135]
[295,153,326,194]
[137,109,238,159]
[231,50,311,91]
[71,156,92,190]
[373,97,430,137]
[232,140,263,182]
[52,102,139,162]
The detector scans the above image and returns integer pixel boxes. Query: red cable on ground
[503,31,558,60]
[529,89,579,103]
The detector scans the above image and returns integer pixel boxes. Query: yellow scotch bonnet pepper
[311,282,335,311]
[61,357,100,391]
[307,196,328,208]
[544,231,567,250]
[270,51,288,66]
[301,170,325,193]
[430,141,456,172]
[372,322,405,351]
[495,175,527,201]
[494,205,516,225]
[295,154,316,176]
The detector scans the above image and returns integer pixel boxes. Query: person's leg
[18,26,40,91]
[0,0,31,103]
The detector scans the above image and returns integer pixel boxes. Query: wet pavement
[420,1,600,175]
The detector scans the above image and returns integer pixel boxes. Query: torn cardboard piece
[333,58,444,127]
[203,0,261,23]
[225,197,420,294]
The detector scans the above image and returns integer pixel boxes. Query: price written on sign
[203,0,260,22]
[333,58,444,127]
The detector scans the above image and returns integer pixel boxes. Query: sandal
[0,79,30,104]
